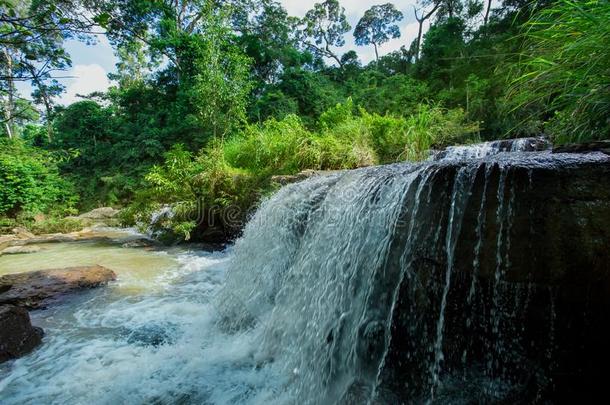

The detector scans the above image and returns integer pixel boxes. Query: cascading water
[431,136,551,161]
[215,137,609,404]
[1,138,609,404]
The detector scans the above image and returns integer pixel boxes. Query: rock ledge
[0,265,117,309]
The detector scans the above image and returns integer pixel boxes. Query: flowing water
[0,138,608,404]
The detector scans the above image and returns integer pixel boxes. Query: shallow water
[0,238,284,405]
[0,242,179,294]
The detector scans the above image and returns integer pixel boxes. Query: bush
[364,105,480,162]
[28,217,85,235]
[130,144,264,242]
[0,139,77,217]
[131,102,479,243]
[224,115,319,174]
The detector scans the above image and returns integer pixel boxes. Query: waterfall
[216,139,610,404]
[431,137,551,161]
[1,139,607,404]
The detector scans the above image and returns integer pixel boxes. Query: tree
[413,2,440,61]
[299,0,351,67]
[354,3,403,62]
[237,1,300,90]
[483,0,492,25]
[186,11,253,141]
[0,0,93,139]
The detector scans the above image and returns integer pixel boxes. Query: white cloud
[60,64,111,105]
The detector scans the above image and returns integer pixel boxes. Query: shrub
[0,139,77,217]
[364,105,480,162]
[28,217,85,235]
[224,115,319,174]
[131,143,264,242]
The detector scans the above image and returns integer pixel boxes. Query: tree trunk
[484,0,492,25]
[415,19,424,62]
[28,65,54,143]
[325,42,343,68]
[374,42,379,62]
[2,48,15,139]
[42,95,53,143]
[413,3,440,62]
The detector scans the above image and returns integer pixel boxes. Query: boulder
[0,305,43,363]
[377,154,610,403]
[0,266,117,309]
[0,235,17,251]
[11,227,35,239]
[78,207,120,220]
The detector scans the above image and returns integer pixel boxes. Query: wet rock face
[0,266,117,309]
[379,156,610,403]
[0,305,43,363]
[553,140,610,155]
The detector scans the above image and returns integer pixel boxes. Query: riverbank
[0,236,234,404]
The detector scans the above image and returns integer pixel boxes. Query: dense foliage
[0,140,76,217]
[1,0,608,240]
[509,0,610,143]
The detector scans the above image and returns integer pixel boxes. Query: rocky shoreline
[0,217,155,364]
[0,264,117,364]
[0,265,117,309]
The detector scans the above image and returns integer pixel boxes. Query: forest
[1,0,609,241]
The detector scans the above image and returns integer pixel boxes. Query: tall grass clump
[509,0,610,143]
[223,115,320,174]
[317,100,377,168]
[130,101,479,242]
[364,105,480,162]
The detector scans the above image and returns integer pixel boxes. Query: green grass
[130,102,479,242]
[509,0,610,143]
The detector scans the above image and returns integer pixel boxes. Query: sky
[19,1,430,106]
[282,0,425,63]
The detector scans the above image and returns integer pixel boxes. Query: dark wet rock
[120,323,179,347]
[552,140,610,155]
[0,266,117,309]
[0,305,43,363]
[379,154,610,403]
[121,238,159,249]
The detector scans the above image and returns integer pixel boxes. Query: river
[1,138,609,404]
[0,238,286,404]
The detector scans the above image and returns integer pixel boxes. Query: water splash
[1,140,608,404]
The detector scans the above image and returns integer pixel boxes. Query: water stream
[1,138,608,404]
